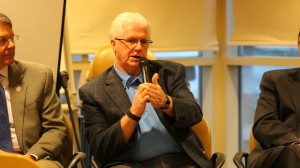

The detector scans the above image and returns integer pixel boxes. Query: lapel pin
[16,86,22,92]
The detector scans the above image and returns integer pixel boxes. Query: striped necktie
[0,81,13,152]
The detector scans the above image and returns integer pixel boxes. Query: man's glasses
[115,38,153,48]
[0,35,19,46]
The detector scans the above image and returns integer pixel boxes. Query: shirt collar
[114,63,143,88]
[0,66,8,78]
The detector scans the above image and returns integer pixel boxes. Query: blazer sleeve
[159,62,202,127]
[25,67,67,160]
[253,71,300,148]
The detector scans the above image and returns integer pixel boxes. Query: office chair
[233,129,258,168]
[0,152,41,168]
[192,117,226,168]
[63,113,86,168]
[87,45,225,168]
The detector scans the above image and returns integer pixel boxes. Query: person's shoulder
[149,59,183,69]
[150,59,181,65]
[14,60,50,71]
[264,68,298,77]
[80,67,114,90]
[262,68,300,82]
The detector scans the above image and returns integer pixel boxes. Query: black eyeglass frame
[114,38,153,47]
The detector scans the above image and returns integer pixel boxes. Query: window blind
[67,0,218,54]
[230,0,300,46]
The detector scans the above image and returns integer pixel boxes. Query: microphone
[139,57,150,83]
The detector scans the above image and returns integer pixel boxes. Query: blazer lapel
[8,62,27,151]
[289,69,300,110]
[105,69,131,115]
[288,69,300,136]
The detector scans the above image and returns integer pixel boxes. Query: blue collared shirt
[114,65,183,161]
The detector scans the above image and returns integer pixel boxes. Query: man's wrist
[160,95,170,110]
[126,111,141,122]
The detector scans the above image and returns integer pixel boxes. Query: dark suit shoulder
[79,66,119,99]
[147,60,185,78]
[149,60,184,70]
[262,68,300,82]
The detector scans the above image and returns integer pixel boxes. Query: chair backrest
[0,152,41,168]
[63,113,74,164]
[192,117,212,158]
[249,129,258,152]
[87,45,157,80]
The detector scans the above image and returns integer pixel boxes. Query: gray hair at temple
[0,13,12,27]
[109,12,151,39]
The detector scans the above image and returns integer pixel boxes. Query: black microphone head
[139,57,150,83]
[139,57,148,64]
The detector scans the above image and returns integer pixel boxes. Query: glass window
[153,51,203,105]
[239,46,298,57]
[87,51,203,61]
[88,54,94,61]
[72,55,83,62]
[186,66,202,105]
[154,51,201,59]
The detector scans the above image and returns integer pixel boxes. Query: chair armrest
[67,152,86,168]
[211,152,226,168]
[233,152,249,168]
[91,157,102,168]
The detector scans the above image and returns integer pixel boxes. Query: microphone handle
[141,64,151,83]
[139,57,151,83]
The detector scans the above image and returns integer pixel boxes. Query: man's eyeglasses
[115,38,153,47]
[0,35,19,46]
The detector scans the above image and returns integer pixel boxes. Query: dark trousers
[109,153,200,168]
[272,144,300,168]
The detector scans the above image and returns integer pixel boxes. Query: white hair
[109,12,151,39]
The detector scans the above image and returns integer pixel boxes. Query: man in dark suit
[247,31,300,167]
[0,13,67,168]
[79,12,212,168]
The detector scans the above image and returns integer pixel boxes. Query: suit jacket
[79,60,212,168]
[248,68,300,168]
[8,60,67,166]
